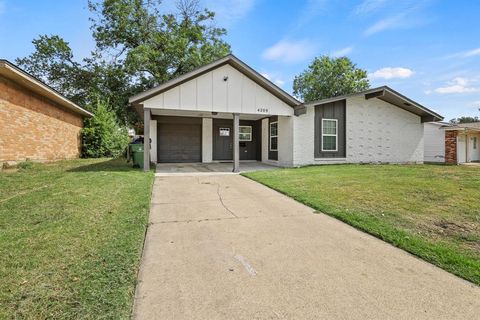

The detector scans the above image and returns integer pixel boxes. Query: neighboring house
[129,55,443,171]
[424,121,450,163]
[444,122,480,164]
[0,60,93,165]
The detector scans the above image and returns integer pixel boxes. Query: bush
[82,99,129,158]
[17,160,34,170]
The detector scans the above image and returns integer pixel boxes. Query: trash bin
[130,144,144,168]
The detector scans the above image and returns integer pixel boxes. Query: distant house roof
[444,122,480,132]
[302,86,443,122]
[0,59,93,117]
[129,54,301,108]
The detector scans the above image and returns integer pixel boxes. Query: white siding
[278,116,294,166]
[149,120,157,163]
[143,64,293,116]
[424,123,445,163]
[261,118,269,162]
[202,118,213,163]
[292,96,424,166]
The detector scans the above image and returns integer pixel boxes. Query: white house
[129,55,443,171]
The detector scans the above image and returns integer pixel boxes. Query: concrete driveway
[133,174,480,319]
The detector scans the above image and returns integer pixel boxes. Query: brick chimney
[445,130,458,164]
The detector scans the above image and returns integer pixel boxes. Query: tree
[450,116,480,124]
[293,55,370,102]
[81,99,129,158]
[16,0,230,126]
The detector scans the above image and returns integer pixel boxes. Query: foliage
[0,158,154,318]
[16,160,34,170]
[16,0,231,125]
[244,164,480,286]
[81,99,129,158]
[293,55,370,102]
[450,116,480,124]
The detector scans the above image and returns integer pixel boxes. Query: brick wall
[0,76,84,163]
[445,130,457,164]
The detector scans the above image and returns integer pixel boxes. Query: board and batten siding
[314,100,346,158]
[142,64,294,116]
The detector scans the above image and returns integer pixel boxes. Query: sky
[0,0,479,121]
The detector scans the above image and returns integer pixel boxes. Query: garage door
[157,117,202,163]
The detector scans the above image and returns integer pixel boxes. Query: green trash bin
[130,144,144,168]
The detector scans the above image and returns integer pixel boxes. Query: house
[129,55,443,171]
[444,122,480,164]
[0,60,93,166]
[424,121,449,163]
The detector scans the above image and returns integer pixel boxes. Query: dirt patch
[434,220,471,234]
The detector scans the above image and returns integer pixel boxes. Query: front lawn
[244,164,480,286]
[0,159,154,319]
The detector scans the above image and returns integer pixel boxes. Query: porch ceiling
[149,108,272,121]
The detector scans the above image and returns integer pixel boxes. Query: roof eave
[0,60,93,117]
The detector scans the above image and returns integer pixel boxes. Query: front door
[213,124,233,160]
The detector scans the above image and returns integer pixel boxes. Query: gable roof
[0,59,93,117]
[302,86,443,122]
[129,54,301,107]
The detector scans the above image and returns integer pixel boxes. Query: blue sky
[1,0,479,120]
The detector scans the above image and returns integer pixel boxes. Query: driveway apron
[133,174,480,319]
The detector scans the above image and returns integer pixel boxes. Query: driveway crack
[216,183,238,218]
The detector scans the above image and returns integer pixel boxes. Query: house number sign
[257,107,269,113]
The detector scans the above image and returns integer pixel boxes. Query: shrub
[81,99,129,158]
[17,160,34,170]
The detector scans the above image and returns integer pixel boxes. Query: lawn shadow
[67,158,142,173]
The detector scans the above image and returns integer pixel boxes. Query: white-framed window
[239,126,252,141]
[321,119,338,152]
[270,121,278,151]
[473,137,478,150]
[219,127,230,136]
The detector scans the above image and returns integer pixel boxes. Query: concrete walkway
[133,174,480,319]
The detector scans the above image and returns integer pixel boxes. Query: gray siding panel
[314,100,346,158]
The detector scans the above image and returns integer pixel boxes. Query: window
[321,119,338,152]
[239,126,252,141]
[270,121,278,151]
[474,137,478,150]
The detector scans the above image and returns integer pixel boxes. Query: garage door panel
[158,122,202,163]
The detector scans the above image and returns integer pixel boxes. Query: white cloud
[203,0,255,26]
[354,0,388,15]
[332,46,353,57]
[463,48,480,57]
[363,14,404,36]
[260,72,285,87]
[362,1,432,36]
[262,39,317,64]
[444,47,480,60]
[369,67,414,80]
[434,77,478,94]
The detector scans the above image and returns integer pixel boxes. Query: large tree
[16,0,231,125]
[293,55,370,102]
[450,116,480,124]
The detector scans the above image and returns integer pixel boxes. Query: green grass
[243,164,480,286]
[0,158,154,319]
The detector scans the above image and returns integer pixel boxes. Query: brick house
[0,60,93,165]
[444,122,480,164]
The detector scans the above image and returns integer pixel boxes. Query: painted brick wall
[445,130,457,164]
[292,96,424,166]
[345,96,424,163]
[0,76,84,163]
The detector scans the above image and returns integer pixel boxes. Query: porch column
[233,113,240,172]
[144,108,151,172]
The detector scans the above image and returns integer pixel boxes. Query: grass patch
[0,158,154,319]
[243,164,480,286]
